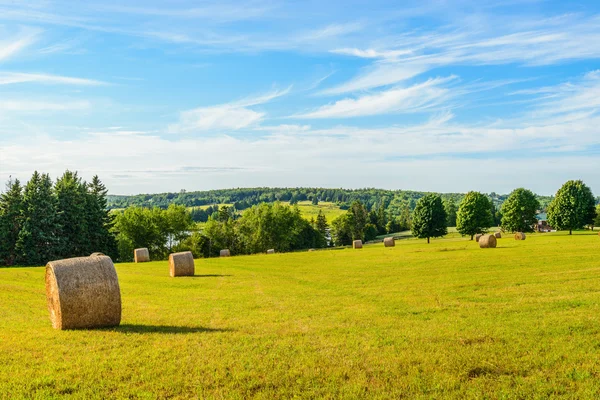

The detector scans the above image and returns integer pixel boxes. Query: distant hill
[107,187,557,212]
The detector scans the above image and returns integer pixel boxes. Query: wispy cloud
[324,13,600,94]
[169,86,291,133]
[297,76,457,118]
[0,27,39,62]
[0,100,90,112]
[0,72,108,86]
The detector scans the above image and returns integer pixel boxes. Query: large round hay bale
[353,240,363,249]
[494,232,502,239]
[267,249,275,254]
[45,255,121,330]
[134,248,150,263]
[514,232,526,240]
[220,249,231,257]
[475,234,483,242]
[169,251,195,277]
[383,237,395,247]
[479,234,497,248]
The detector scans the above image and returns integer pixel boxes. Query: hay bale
[220,249,231,257]
[475,234,483,242]
[134,248,150,263]
[494,232,502,239]
[308,248,316,252]
[267,249,275,254]
[353,240,363,249]
[383,237,395,247]
[169,251,195,277]
[45,255,121,330]
[478,234,497,248]
[514,232,526,240]
[90,252,105,257]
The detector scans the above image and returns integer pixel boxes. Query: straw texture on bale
[494,232,502,239]
[169,251,195,277]
[515,232,527,240]
[475,234,483,242]
[134,248,150,263]
[267,249,275,254]
[90,252,105,257]
[383,237,395,247]
[353,240,363,249]
[220,249,231,257]
[478,234,497,248]
[45,255,121,330]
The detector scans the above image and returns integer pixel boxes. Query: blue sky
[0,0,599,195]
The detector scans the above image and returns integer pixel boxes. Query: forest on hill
[107,187,561,213]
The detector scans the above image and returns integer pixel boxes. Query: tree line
[328,180,597,245]
[0,171,116,266]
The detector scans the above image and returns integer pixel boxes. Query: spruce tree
[0,178,24,265]
[55,171,89,257]
[87,175,118,258]
[315,210,328,237]
[16,172,61,265]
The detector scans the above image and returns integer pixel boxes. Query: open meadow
[1,232,599,398]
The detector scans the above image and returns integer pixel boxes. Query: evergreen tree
[315,210,328,237]
[500,188,540,233]
[411,194,447,244]
[0,178,24,265]
[347,201,369,241]
[55,171,89,257]
[456,191,493,240]
[87,175,118,258]
[547,180,596,235]
[16,172,61,265]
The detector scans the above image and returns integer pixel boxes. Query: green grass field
[1,232,599,398]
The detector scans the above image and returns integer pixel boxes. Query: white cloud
[169,87,291,133]
[0,100,90,112]
[0,28,38,61]
[324,13,600,94]
[0,72,107,86]
[297,76,457,118]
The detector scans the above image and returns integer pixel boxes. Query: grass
[1,231,600,398]
[282,200,345,223]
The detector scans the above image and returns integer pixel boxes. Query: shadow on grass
[191,274,232,278]
[108,324,233,334]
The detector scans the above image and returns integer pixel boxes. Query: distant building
[535,213,554,232]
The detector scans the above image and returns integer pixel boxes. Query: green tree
[547,180,596,235]
[443,198,458,227]
[315,210,328,237]
[331,214,353,246]
[87,175,118,258]
[311,196,319,206]
[55,171,89,257]
[500,188,540,233]
[411,194,447,244]
[347,201,368,241]
[593,204,600,230]
[0,178,23,265]
[456,191,493,240]
[163,204,193,252]
[16,172,61,265]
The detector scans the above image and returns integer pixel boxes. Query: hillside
[107,187,560,211]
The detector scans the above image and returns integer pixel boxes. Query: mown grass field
[1,232,599,398]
